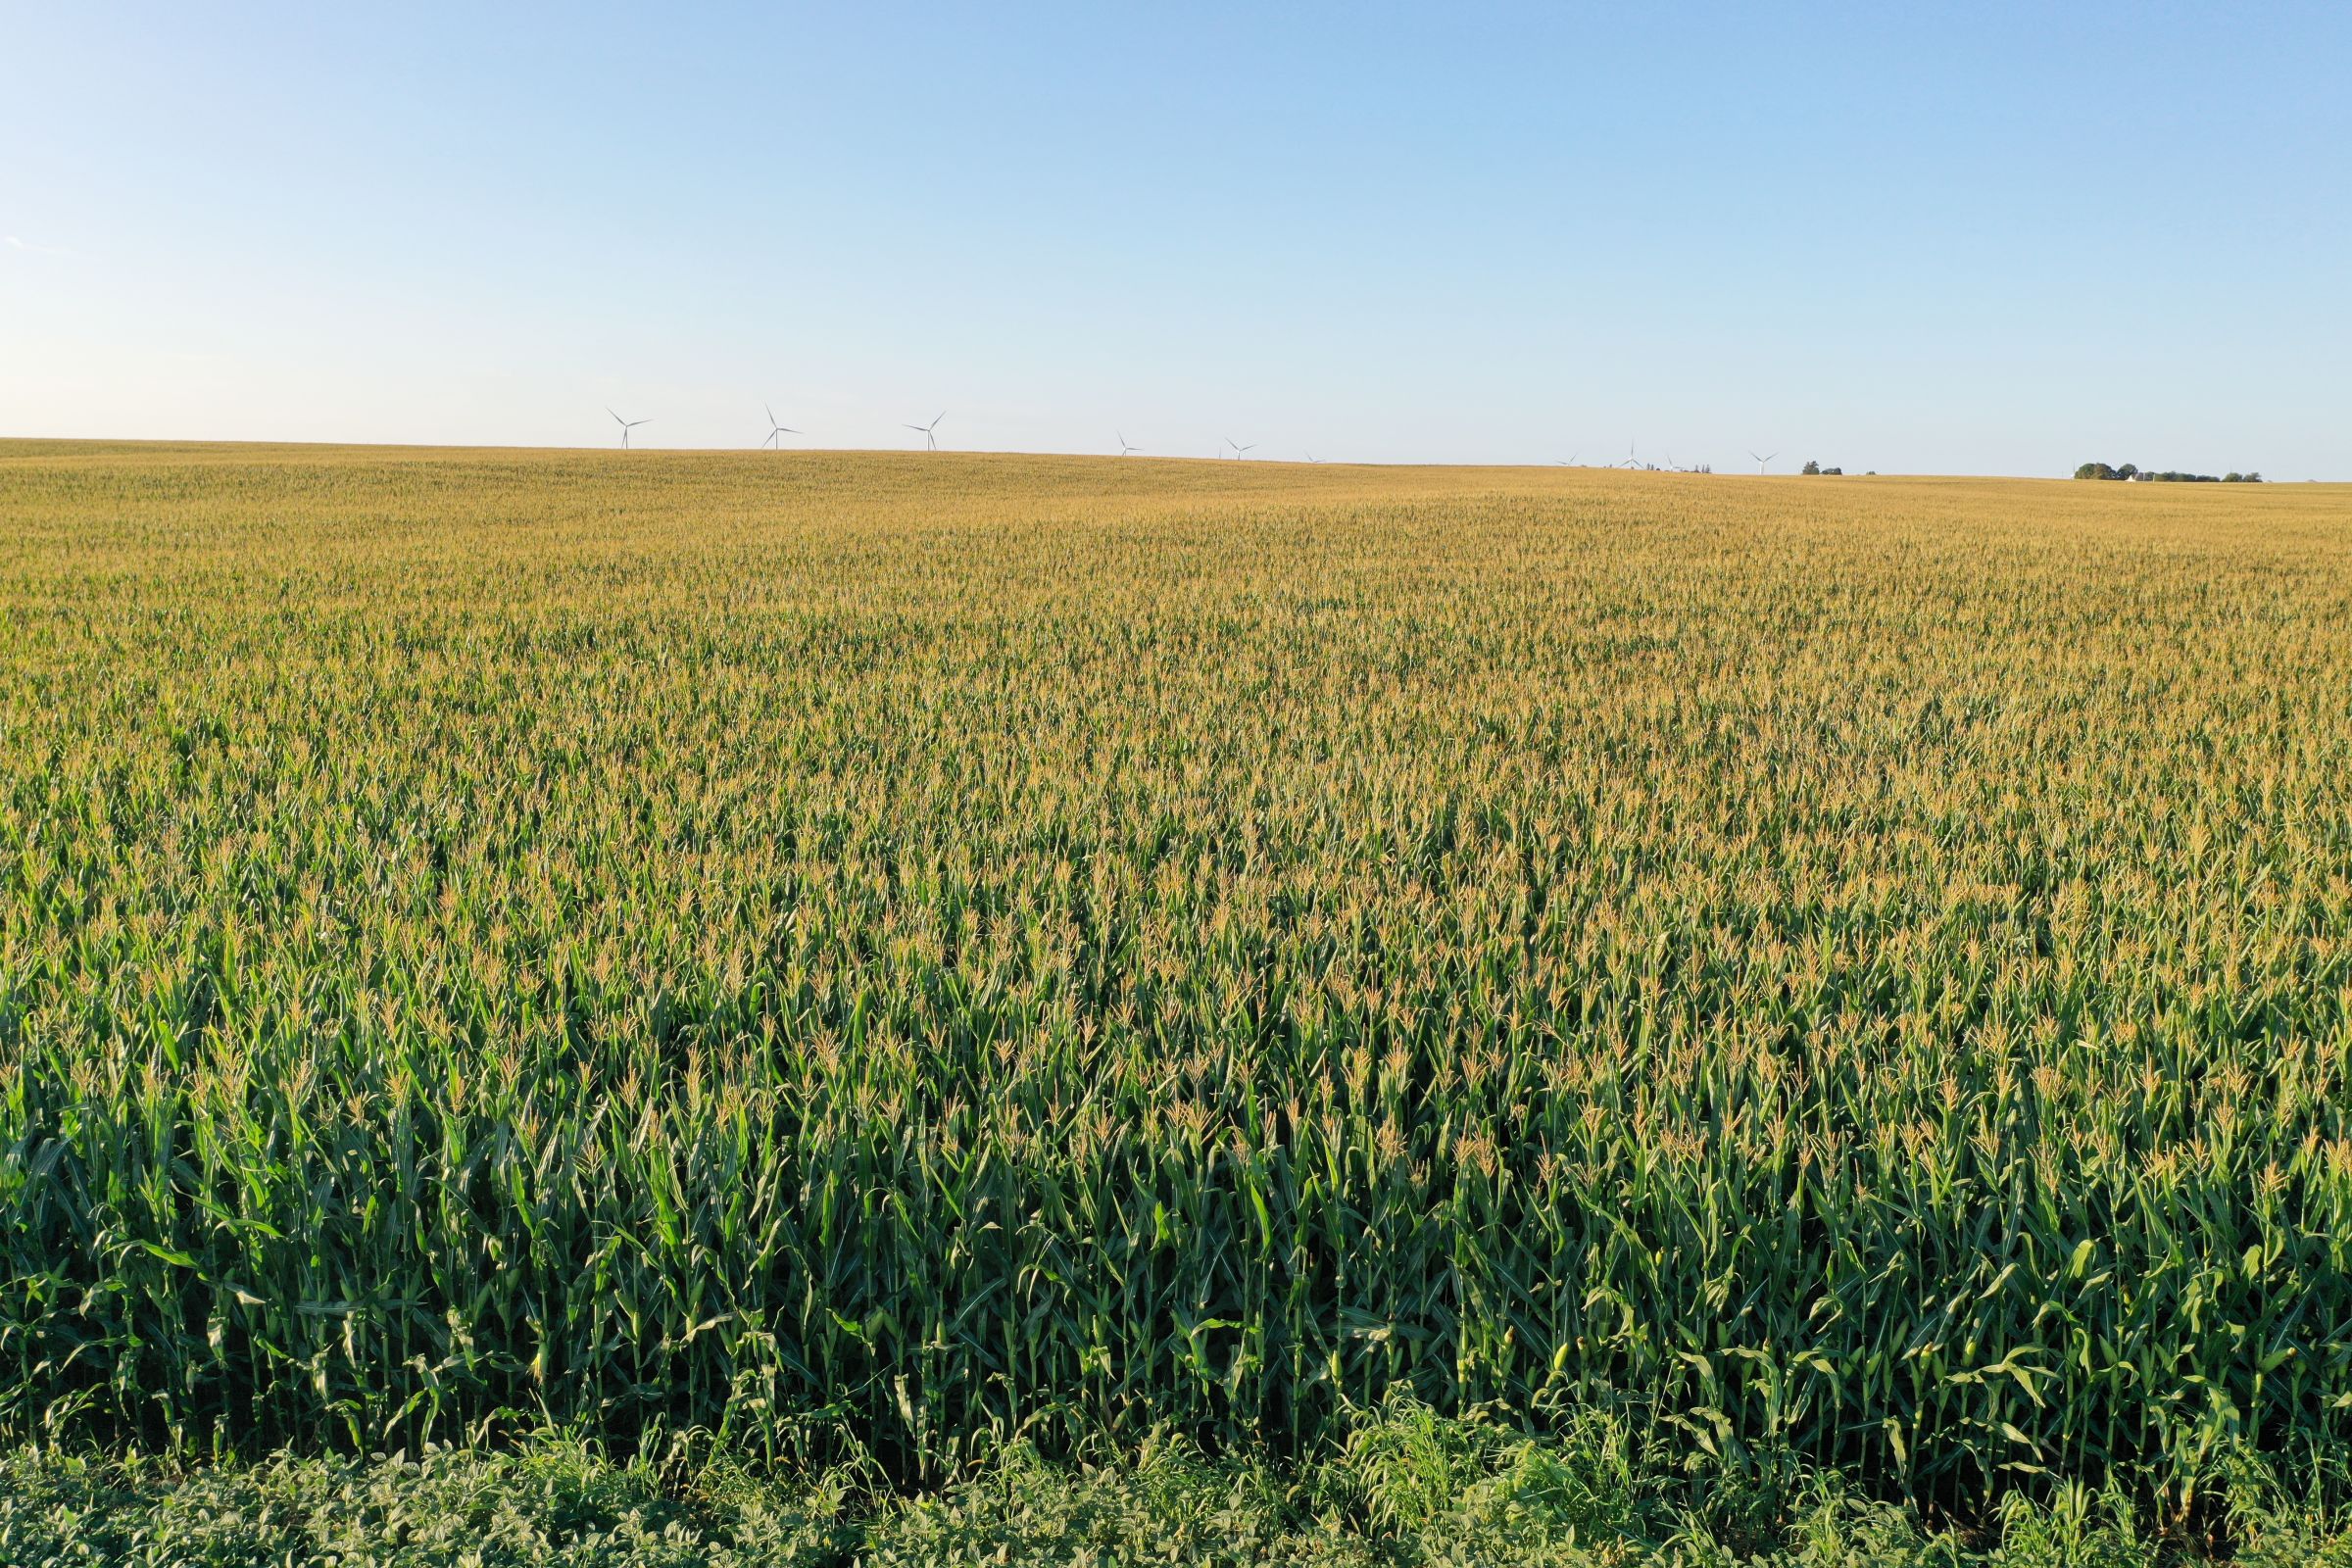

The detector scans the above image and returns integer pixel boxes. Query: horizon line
[0,434,2332,484]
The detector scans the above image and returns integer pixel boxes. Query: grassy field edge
[8,1401,2352,1567]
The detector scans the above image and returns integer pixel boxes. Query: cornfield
[3,441,2349,1514]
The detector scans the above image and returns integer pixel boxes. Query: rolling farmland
[4,443,2351,1550]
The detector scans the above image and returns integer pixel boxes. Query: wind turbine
[905,412,946,451]
[1748,449,1779,474]
[1555,452,1580,466]
[1117,432,1139,456]
[1304,452,1322,463]
[608,408,650,449]
[1225,437,1255,460]
[761,406,801,449]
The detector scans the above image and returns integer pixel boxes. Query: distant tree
[1823,466,1843,475]
[2072,461,2247,482]
[1802,460,1821,475]
[2224,472,2242,484]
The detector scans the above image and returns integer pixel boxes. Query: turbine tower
[1748,449,1779,474]
[905,412,946,451]
[762,406,801,449]
[608,409,650,449]
[1117,432,1139,456]
[1225,437,1256,460]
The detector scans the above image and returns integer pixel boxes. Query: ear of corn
[2,443,2348,1513]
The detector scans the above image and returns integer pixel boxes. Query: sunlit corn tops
[3,441,2350,1510]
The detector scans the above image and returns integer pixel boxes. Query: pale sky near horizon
[4,2,2347,477]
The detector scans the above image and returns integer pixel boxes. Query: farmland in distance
[4,443,2351,1539]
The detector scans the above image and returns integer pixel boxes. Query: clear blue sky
[5,2,2346,476]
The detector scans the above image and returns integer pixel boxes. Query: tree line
[2075,463,2262,482]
